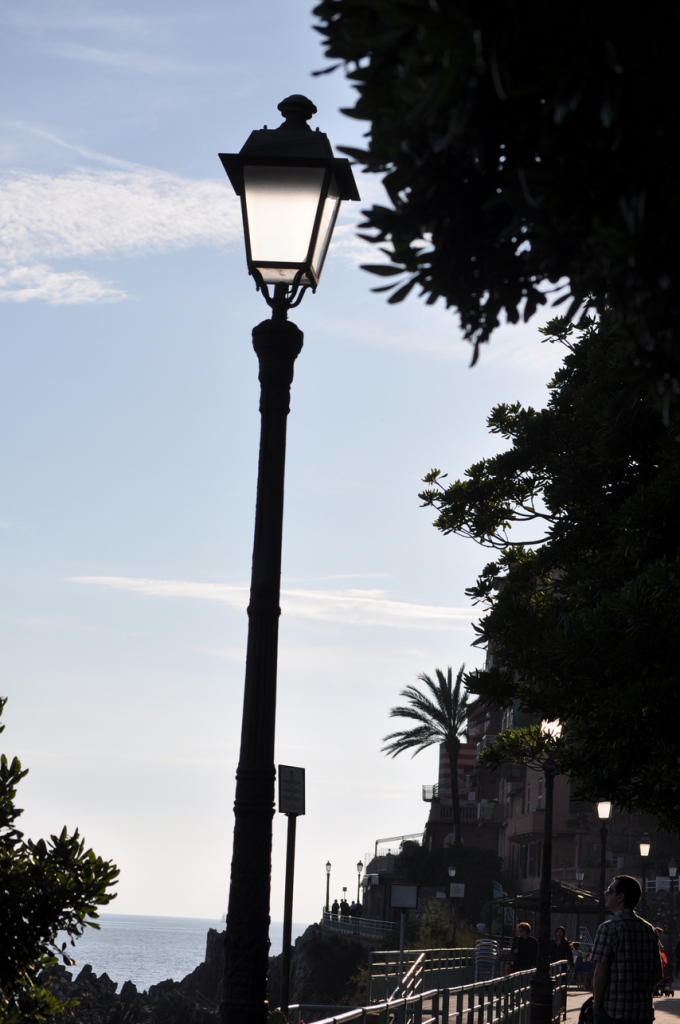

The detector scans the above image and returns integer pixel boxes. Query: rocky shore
[41,924,367,1023]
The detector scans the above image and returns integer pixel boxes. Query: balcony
[428,801,500,823]
[506,809,547,842]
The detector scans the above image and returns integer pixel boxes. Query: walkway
[564,987,680,1024]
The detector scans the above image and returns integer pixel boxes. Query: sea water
[58,914,309,994]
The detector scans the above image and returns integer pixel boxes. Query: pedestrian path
[564,987,680,1024]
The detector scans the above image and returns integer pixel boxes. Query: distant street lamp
[639,834,651,918]
[219,95,359,1024]
[356,860,363,904]
[575,868,585,885]
[326,861,332,913]
[669,859,677,979]
[597,801,613,922]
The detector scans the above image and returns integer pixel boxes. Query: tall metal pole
[598,823,608,923]
[325,863,331,914]
[280,813,297,1017]
[530,761,554,1024]
[669,861,677,980]
[222,311,304,1024]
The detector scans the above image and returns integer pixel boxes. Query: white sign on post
[278,765,305,816]
[450,882,466,898]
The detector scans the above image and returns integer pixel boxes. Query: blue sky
[0,0,565,925]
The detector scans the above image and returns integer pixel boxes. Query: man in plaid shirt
[592,875,662,1024]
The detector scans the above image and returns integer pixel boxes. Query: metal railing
[389,951,426,1002]
[374,833,425,858]
[288,961,569,1024]
[322,910,396,941]
[430,804,496,823]
[369,949,475,1003]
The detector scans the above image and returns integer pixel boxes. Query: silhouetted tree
[419,316,680,830]
[314,0,680,393]
[0,697,119,1021]
[382,667,469,845]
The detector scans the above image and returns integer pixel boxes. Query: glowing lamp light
[220,95,359,305]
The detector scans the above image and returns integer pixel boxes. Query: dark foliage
[313,0,680,383]
[0,698,119,1022]
[418,317,680,831]
[396,841,503,924]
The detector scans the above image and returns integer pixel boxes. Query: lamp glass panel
[311,175,341,281]
[597,801,612,819]
[243,165,325,281]
[639,842,651,857]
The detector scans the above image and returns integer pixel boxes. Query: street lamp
[597,801,613,922]
[326,861,332,914]
[639,834,650,918]
[219,96,359,1024]
[356,860,363,904]
[669,858,677,980]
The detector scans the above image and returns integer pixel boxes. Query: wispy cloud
[0,164,241,303]
[0,262,125,304]
[1,168,240,262]
[70,575,478,630]
[45,42,218,75]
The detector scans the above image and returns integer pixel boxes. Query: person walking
[549,926,574,967]
[592,875,662,1024]
[510,922,538,971]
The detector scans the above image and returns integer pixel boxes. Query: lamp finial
[277,95,317,130]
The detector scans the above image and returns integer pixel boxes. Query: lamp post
[639,833,650,919]
[326,861,332,914]
[356,860,363,905]
[669,858,677,980]
[219,96,358,1024]
[531,758,556,1024]
[597,801,612,923]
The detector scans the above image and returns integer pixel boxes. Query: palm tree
[382,666,470,846]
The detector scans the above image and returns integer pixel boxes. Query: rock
[267,924,368,1012]
[41,923,367,1023]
